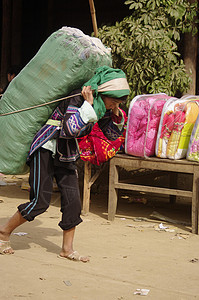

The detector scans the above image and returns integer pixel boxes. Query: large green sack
[0,27,112,175]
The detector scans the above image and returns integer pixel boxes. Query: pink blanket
[125,94,171,157]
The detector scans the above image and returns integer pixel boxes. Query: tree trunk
[183,0,198,95]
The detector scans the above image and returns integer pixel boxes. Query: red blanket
[78,111,127,165]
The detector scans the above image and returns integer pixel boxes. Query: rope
[0,92,82,116]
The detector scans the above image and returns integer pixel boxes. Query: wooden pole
[183,0,198,95]
[184,32,198,95]
[47,0,54,35]
[11,0,22,67]
[89,0,98,37]
[0,0,12,89]
[82,161,92,215]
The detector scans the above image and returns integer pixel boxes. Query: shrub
[98,0,198,103]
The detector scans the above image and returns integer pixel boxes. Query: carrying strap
[0,92,81,116]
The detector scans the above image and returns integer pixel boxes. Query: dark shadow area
[0,184,29,200]
[0,214,62,254]
[0,163,193,240]
[0,183,63,254]
[89,190,192,233]
[80,162,193,233]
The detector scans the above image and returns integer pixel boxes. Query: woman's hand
[81,86,93,106]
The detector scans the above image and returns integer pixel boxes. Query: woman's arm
[60,87,97,138]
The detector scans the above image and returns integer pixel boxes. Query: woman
[0,66,130,262]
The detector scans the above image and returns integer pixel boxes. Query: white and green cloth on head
[82,66,130,119]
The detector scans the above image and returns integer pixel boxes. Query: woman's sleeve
[60,94,98,139]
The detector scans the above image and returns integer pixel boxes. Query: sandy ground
[1,173,199,300]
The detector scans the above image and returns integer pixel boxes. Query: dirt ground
[1,173,199,300]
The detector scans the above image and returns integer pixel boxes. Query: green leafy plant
[98,0,198,104]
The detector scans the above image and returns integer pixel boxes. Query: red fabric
[78,110,127,165]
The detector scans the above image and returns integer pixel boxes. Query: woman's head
[83,66,130,118]
[101,95,127,110]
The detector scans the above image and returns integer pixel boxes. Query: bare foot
[59,250,90,263]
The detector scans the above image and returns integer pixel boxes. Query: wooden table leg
[82,161,92,215]
[108,158,118,221]
[169,172,177,204]
[192,167,199,234]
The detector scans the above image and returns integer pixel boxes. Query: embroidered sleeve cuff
[78,101,98,124]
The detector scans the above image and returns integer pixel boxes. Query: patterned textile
[28,106,63,158]
[78,109,127,165]
[28,90,90,161]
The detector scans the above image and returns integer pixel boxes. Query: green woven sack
[0,27,112,174]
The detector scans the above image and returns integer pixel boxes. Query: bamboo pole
[89,0,98,37]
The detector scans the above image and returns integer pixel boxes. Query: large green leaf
[97,0,197,104]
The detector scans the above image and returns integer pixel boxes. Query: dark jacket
[28,89,125,163]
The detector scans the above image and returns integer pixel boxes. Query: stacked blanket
[0,27,112,174]
[156,96,199,159]
[187,112,199,162]
[125,94,171,157]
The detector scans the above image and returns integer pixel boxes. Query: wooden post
[47,0,54,36]
[0,0,12,89]
[169,172,177,204]
[192,167,199,234]
[82,161,92,215]
[11,0,22,67]
[183,0,198,95]
[89,0,98,37]
[108,158,118,221]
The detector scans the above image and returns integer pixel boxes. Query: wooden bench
[108,154,199,234]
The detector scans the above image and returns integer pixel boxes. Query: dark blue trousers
[18,148,82,230]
